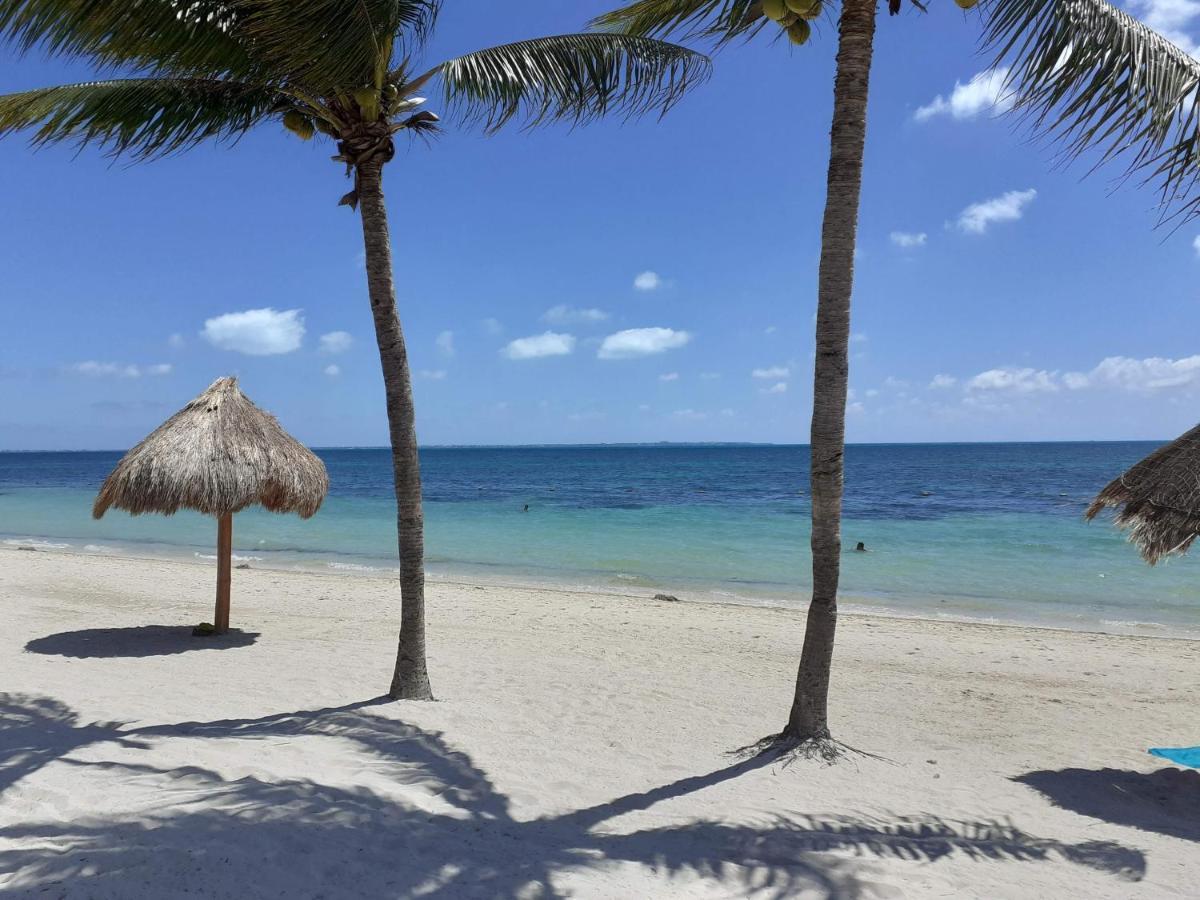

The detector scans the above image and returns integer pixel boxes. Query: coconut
[282,110,314,140]
[953,0,979,7]
[787,19,811,44]
[353,86,380,120]
[798,0,822,19]
[762,0,789,21]
[784,0,813,12]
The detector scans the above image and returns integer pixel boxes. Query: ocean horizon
[3,441,1197,639]
[0,439,1174,452]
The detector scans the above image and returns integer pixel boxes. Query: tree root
[729,732,890,768]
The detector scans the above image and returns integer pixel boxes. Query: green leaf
[0,77,286,158]
[983,0,1200,223]
[0,0,259,79]
[434,33,711,132]
[592,0,767,45]
[231,0,440,92]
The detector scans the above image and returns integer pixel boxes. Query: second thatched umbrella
[1086,424,1200,564]
[94,376,329,633]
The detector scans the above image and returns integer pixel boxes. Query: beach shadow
[0,694,1147,898]
[24,625,259,658]
[1015,767,1200,842]
[0,694,146,795]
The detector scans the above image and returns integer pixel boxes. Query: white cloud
[673,408,708,420]
[419,369,447,380]
[848,401,865,415]
[202,308,304,356]
[436,330,455,358]
[319,331,353,354]
[542,305,609,326]
[481,317,504,336]
[851,332,868,344]
[948,353,1200,397]
[323,364,341,377]
[956,189,1037,234]
[865,388,879,398]
[967,367,1059,393]
[762,382,788,394]
[659,372,680,382]
[1194,234,1200,257]
[1128,0,1200,56]
[720,408,735,417]
[764,325,778,335]
[633,271,661,291]
[167,333,185,350]
[1067,355,1200,392]
[890,231,928,248]
[752,365,790,379]
[598,327,691,359]
[502,331,576,360]
[700,372,721,380]
[914,68,1013,122]
[69,361,169,378]
[929,374,957,389]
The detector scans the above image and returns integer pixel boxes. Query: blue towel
[1149,746,1200,769]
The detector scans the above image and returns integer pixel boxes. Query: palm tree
[596,0,1200,756]
[0,2,710,701]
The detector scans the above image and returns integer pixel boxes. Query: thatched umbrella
[1086,425,1200,564]
[94,377,328,633]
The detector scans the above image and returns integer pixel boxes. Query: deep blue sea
[1,443,1197,636]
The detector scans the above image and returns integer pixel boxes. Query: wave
[327,561,397,573]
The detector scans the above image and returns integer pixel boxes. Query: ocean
[1,443,1197,637]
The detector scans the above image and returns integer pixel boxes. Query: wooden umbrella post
[215,512,233,634]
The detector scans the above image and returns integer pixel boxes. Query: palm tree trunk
[355,155,434,701]
[784,0,877,740]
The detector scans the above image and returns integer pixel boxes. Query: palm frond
[434,33,711,132]
[984,0,1200,223]
[0,0,257,78]
[232,0,440,92]
[0,77,286,158]
[592,0,766,45]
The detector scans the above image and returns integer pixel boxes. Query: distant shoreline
[5,543,1197,644]
[0,438,1171,454]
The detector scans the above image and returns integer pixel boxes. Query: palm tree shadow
[0,694,147,795]
[1015,767,1200,842]
[24,625,259,658]
[0,694,1148,898]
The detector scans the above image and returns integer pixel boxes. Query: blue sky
[2,1,1199,450]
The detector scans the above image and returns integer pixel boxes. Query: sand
[0,545,1197,898]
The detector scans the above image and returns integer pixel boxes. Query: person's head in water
[522,504,529,512]
[855,542,866,552]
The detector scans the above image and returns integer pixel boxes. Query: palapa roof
[94,377,329,520]
[1086,423,1200,564]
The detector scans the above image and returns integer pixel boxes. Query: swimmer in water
[522,504,529,512]
[855,542,867,552]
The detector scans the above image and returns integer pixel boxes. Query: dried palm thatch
[94,376,328,520]
[93,376,328,635]
[1086,426,1200,564]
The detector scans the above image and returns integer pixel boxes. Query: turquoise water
[1,444,1197,636]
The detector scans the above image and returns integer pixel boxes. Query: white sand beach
[1,545,1197,898]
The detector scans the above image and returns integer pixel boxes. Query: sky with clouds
[2,1,1200,450]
